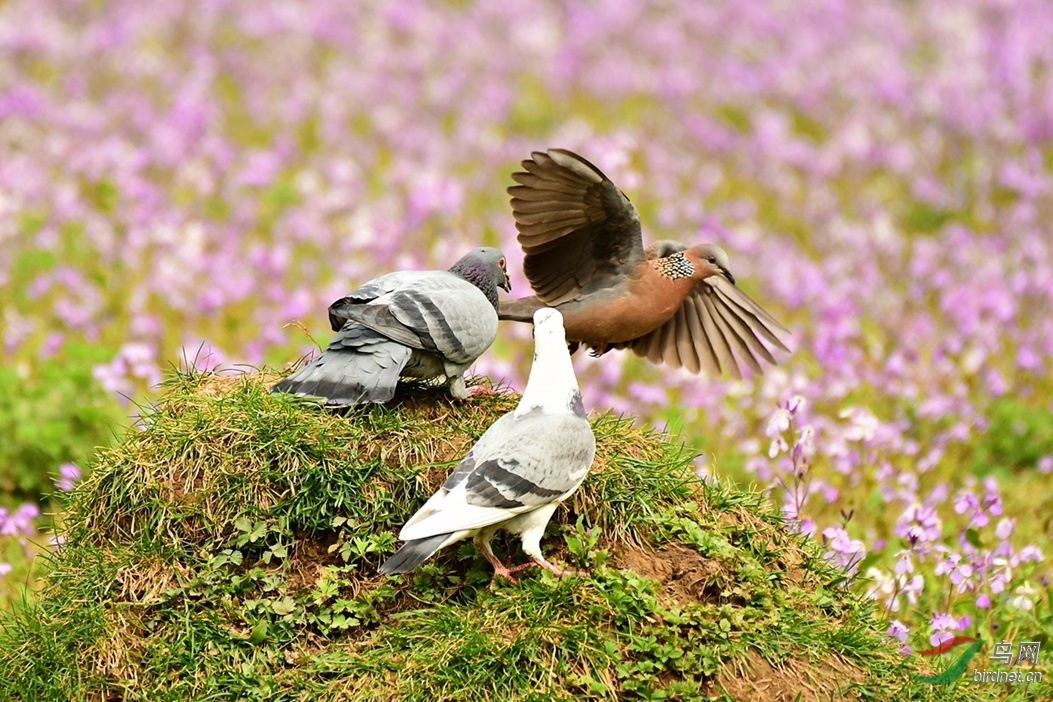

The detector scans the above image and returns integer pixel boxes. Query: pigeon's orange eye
[499,258,506,268]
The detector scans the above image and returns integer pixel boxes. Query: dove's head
[684,243,735,285]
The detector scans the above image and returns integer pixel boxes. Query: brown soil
[611,542,729,606]
[711,654,866,702]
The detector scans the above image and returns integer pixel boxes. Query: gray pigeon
[272,247,511,406]
[379,308,596,581]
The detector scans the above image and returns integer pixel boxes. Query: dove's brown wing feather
[508,149,645,306]
[615,275,791,376]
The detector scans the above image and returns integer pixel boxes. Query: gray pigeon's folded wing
[384,279,498,365]
[327,271,421,331]
[334,274,498,363]
[464,414,595,509]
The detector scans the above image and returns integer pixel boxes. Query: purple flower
[1014,545,1043,563]
[895,502,942,548]
[887,620,909,643]
[55,462,81,492]
[994,518,1014,541]
[792,424,815,463]
[823,525,866,574]
[928,611,966,646]
[0,503,39,536]
[935,552,974,591]
[893,550,914,577]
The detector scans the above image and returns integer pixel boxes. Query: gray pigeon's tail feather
[378,533,451,574]
[272,327,413,406]
[498,297,546,323]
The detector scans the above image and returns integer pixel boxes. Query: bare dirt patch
[611,542,729,605]
[712,653,866,702]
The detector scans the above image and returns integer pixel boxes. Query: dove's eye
[708,256,716,264]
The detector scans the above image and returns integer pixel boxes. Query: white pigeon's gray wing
[440,413,519,491]
[465,414,594,509]
[399,413,595,541]
[398,413,519,537]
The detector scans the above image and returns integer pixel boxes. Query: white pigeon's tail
[378,533,451,574]
[272,326,412,405]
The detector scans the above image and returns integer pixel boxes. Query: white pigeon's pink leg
[527,553,586,578]
[466,384,500,398]
[516,504,587,578]
[474,531,519,582]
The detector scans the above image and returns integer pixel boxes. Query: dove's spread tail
[272,326,412,406]
[378,533,451,574]
[498,296,546,323]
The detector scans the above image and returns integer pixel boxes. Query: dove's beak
[718,265,735,286]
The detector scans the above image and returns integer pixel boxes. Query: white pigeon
[272,247,511,406]
[379,307,597,581]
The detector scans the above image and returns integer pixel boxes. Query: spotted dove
[498,149,791,377]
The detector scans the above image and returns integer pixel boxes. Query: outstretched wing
[611,241,790,377]
[508,149,646,306]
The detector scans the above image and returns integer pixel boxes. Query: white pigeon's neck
[515,338,582,417]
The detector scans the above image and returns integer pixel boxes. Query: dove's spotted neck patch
[651,252,695,280]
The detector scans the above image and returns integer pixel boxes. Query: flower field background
[1,0,1051,679]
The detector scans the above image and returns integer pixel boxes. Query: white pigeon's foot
[483,554,521,583]
[531,555,586,578]
[476,533,522,583]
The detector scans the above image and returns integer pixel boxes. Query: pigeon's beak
[719,266,735,286]
[500,271,512,293]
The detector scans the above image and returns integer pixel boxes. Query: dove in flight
[498,149,791,377]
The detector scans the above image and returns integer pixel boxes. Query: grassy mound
[0,371,978,701]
